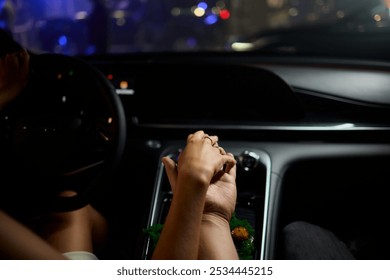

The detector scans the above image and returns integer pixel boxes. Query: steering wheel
[0,53,126,215]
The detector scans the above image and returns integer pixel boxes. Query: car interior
[1,0,390,260]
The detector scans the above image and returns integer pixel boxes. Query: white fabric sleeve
[63,251,99,260]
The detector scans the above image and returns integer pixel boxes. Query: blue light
[58,35,68,46]
[204,14,218,25]
[85,45,97,55]
[197,2,208,10]
[186,37,197,48]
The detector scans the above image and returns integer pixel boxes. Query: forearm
[198,214,239,260]
[0,211,67,260]
[152,180,208,259]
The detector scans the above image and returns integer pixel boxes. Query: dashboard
[79,53,390,260]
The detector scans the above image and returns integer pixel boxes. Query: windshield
[2,0,390,60]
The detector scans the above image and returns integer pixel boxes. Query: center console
[142,146,271,260]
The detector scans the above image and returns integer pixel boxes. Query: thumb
[161,156,178,193]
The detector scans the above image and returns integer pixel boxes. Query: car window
[2,0,389,60]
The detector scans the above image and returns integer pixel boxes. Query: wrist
[202,213,231,228]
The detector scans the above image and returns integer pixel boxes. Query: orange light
[120,80,128,89]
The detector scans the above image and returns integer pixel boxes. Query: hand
[162,130,237,220]
[162,130,236,190]
[154,130,237,260]
[0,48,30,110]
[203,152,237,222]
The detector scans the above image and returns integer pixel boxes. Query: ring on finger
[204,135,215,146]
[218,146,226,155]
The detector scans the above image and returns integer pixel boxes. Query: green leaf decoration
[143,212,255,259]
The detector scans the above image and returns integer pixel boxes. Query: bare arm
[199,214,238,260]
[0,46,66,260]
[152,174,208,259]
[0,190,108,260]
[0,210,67,260]
[152,131,237,259]
[198,155,239,260]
